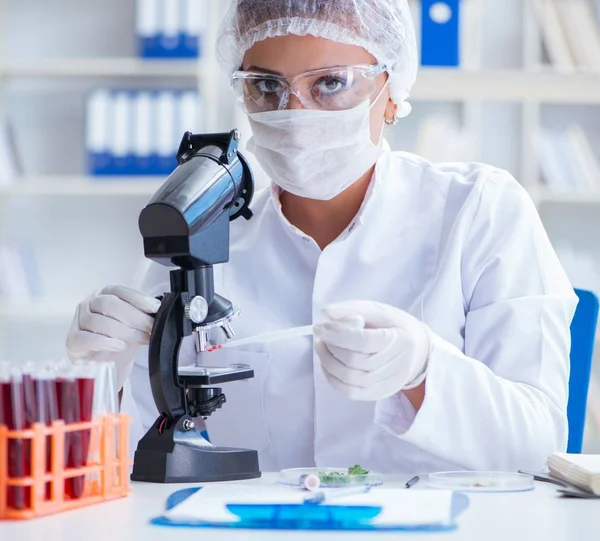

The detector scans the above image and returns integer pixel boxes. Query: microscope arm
[148,289,190,420]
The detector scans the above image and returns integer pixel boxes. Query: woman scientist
[66,0,578,474]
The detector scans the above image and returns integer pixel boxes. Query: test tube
[21,362,37,427]
[90,362,119,484]
[56,367,84,499]
[21,362,37,493]
[32,365,59,499]
[1,365,28,510]
[73,362,96,482]
[91,362,118,418]
[0,365,14,508]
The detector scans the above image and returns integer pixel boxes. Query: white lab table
[1,473,598,540]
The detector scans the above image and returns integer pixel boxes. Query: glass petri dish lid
[427,471,534,493]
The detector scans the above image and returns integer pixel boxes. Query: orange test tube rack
[0,413,131,520]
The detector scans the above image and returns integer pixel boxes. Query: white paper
[164,484,455,527]
[165,485,305,523]
[328,489,454,527]
[550,453,600,473]
[548,453,600,494]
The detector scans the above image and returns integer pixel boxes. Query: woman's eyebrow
[245,65,284,75]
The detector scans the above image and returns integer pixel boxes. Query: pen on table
[304,485,372,505]
[405,476,420,489]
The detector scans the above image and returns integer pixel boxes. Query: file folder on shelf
[86,88,202,177]
[136,0,206,58]
[420,0,461,67]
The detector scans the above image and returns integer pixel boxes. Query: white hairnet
[216,0,418,107]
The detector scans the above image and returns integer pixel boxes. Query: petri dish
[278,468,384,489]
[427,471,534,493]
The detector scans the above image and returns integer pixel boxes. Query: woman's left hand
[314,301,431,401]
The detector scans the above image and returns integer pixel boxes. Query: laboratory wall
[1,0,600,452]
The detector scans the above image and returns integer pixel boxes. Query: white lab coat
[121,149,578,474]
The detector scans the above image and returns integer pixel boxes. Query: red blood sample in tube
[1,371,28,510]
[56,376,84,499]
[76,376,94,495]
[33,372,59,499]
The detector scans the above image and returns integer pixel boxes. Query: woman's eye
[254,79,283,94]
[314,76,348,95]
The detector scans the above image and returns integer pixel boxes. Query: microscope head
[138,131,255,350]
[139,130,254,270]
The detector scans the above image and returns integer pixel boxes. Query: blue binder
[420,0,461,67]
[138,0,200,58]
[150,487,470,532]
[87,88,201,177]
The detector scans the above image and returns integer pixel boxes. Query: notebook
[547,453,600,495]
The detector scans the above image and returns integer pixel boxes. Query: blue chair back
[567,289,599,453]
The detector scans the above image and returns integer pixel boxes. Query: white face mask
[246,84,388,200]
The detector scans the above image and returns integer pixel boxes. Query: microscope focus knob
[185,296,209,324]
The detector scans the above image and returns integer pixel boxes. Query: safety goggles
[231,63,388,113]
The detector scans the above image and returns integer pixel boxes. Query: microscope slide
[206,325,315,352]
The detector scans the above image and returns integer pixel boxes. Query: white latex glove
[66,285,161,389]
[314,301,431,401]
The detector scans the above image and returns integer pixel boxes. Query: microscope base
[131,446,261,484]
[130,416,261,484]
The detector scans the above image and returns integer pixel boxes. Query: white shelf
[0,177,164,197]
[413,69,600,104]
[0,58,200,78]
[2,62,600,103]
[529,188,600,206]
[0,300,76,321]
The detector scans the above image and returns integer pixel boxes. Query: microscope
[130,130,261,483]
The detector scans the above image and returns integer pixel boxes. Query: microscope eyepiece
[139,130,254,268]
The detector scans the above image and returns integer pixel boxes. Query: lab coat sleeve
[376,171,578,472]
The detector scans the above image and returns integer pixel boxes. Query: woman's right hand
[66,285,162,389]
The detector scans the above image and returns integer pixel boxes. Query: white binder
[86,89,111,155]
[136,0,161,41]
[161,0,181,49]
[133,92,154,158]
[156,91,177,158]
[111,92,132,159]
[178,91,200,139]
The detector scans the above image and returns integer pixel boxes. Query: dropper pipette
[206,325,314,352]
